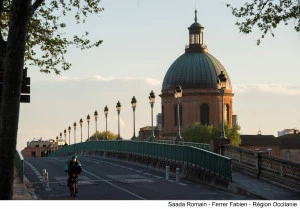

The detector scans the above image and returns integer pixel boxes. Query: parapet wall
[221,144,300,192]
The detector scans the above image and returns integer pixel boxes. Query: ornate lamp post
[148,90,156,141]
[104,106,109,140]
[218,71,227,139]
[87,114,90,141]
[174,84,184,143]
[68,126,71,145]
[64,129,66,143]
[131,96,137,140]
[73,122,77,144]
[59,132,62,149]
[94,110,98,140]
[56,136,58,151]
[79,118,83,143]
[116,101,122,140]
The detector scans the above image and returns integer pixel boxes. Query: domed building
[159,10,234,139]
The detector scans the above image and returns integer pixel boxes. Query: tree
[227,0,300,45]
[182,122,241,146]
[0,0,103,199]
[90,130,119,141]
[182,122,215,144]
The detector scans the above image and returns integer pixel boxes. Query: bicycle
[68,174,78,197]
[67,166,82,197]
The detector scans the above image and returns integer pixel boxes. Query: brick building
[21,138,66,158]
[239,133,300,162]
[159,10,234,140]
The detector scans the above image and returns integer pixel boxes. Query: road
[24,155,256,200]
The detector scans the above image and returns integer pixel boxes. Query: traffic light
[20,68,30,103]
[0,68,30,103]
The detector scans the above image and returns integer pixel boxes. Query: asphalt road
[24,155,254,200]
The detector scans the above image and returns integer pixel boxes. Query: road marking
[83,169,146,200]
[24,161,51,191]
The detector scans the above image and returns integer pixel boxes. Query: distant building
[138,126,159,140]
[239,132,300,162]
[278,128,299,137]
[232,114,238,126]
[21,138,66,158]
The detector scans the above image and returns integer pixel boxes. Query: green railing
[14,150,24,183]
[49,140,231,180]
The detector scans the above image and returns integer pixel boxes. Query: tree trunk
[0,0,30,199]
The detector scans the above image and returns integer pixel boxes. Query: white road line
[24,161,51,191]
[82,169,146,200]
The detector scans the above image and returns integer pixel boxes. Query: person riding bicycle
[67,154,82,193]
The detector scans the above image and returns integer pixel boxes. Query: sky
[16,0,300,151]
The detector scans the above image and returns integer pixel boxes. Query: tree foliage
[0,0,103,74]
[226,0,300,45]
[90,130,119,141]
[182,122,241,146]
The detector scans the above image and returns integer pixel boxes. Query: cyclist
[67,154,82,194]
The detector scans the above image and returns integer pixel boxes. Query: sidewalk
[231,170,300,200]
[12,167,34,200]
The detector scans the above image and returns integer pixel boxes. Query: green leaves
[227,0,300,45]
[1,0,104,74]
[182,122,241,146]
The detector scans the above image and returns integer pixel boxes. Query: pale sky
[17,0,300,151]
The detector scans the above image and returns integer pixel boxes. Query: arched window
[224,104,230,123]
[174,104,182,126]
[200,104,209,125]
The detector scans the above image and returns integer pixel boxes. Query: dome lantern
[186,10,207,53]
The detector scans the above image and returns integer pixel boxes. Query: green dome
[162,52,232,91]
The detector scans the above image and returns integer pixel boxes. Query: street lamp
[116,101,122,140]
[87,114,90,141]
[104,106,109,140]
[79,118,83,143]
[59,132,62,149]
[73,122,77,144]
[64,129,66,143]
[174,84,184,143]
[148,90,156,141]
[56,136,58,151]
[94,110,98,140]
[131,96,137,140]
[218,70,227,139]
[68,126,71,145]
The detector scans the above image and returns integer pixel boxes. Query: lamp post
[116,101,122,140]
[73,122,77,144]
[148,90,156,141]
[218,70,227,139]
[56,136,58,151]
[104,106,109,140]
[131,96,137,140]
[68,126,71,145]
[94,110,98,140]
[64,129,66,144]
[174,84,184,143]
[87,114,90,141]
[79,118,83,143]
[59,132,62,149]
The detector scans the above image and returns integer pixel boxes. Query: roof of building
[240,135,279,146]
[161,10,232,91]
[162,52,232,90]
[277,134,300,149]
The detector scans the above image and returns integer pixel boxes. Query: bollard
[176,168,180,183]
[42,169,47,183]
[166,166,170,180]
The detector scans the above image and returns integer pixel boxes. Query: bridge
[14,139,300,200]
